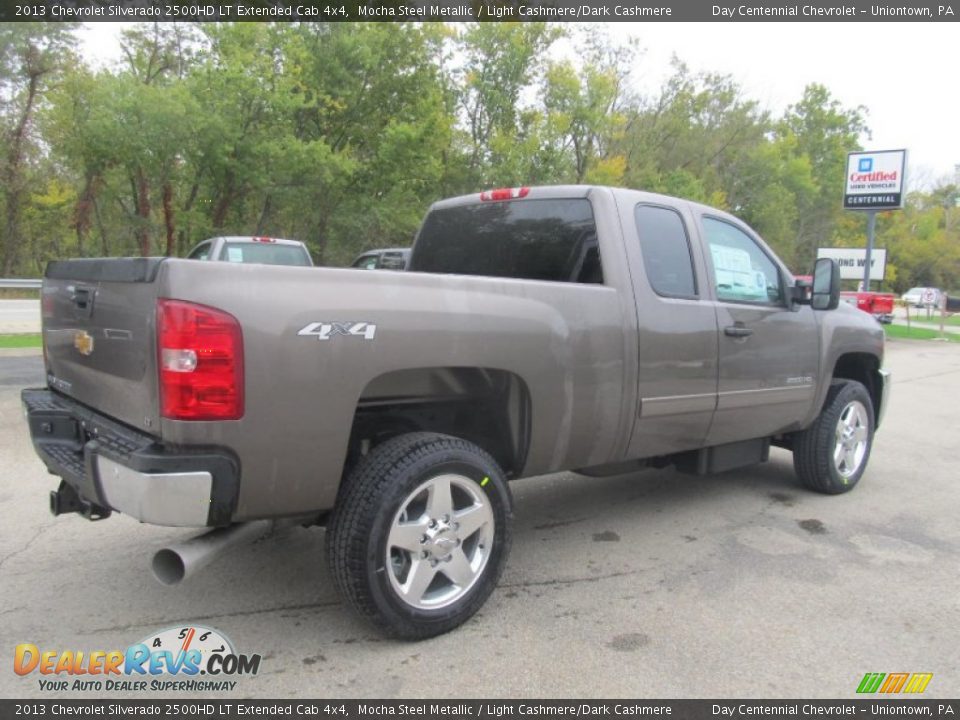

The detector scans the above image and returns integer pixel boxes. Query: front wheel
[326,432,512,639]
[793,380,875,494]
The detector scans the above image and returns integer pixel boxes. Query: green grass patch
[903,312,960,326]
[0,288,40,299]
[884,324,959,342]
[0,333,42,348]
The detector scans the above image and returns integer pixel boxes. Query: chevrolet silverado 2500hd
[23,185,889,639]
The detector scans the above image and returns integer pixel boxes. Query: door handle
[724,325,753,338]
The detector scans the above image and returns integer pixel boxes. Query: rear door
[42,258,163,434]
[696,215,819,445]
[619,198,719,458]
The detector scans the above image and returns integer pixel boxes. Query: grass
[0,289,40,299]
[903,312,960,326]
[884,324,959,343]
[0,333,42,348]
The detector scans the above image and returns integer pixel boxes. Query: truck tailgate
[42,258,164,434]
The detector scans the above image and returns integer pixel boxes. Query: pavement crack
[897,369,960,384]
[88,599,343,635]
[501,568,638,589]
[0,522,55,571]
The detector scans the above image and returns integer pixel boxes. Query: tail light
[480,187,530,201]
[157,299,244,420]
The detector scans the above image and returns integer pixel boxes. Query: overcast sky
[78,22,959,188]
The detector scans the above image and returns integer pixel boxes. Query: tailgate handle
[724,325,753,338]
[71,286,95,316]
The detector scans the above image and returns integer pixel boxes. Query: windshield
[220,242,311,266]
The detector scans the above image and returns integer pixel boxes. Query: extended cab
[23,186,889,639]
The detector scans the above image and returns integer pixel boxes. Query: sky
[78,22,960,189]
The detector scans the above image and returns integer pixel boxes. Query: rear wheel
[793,380,874,494]
[326,432,512,639]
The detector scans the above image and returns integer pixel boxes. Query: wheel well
[346,367,531,479]
[832,353,882,422]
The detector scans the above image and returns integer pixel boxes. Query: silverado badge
[73,330,95,356]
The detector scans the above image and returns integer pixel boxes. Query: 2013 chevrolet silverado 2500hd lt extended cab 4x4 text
[23,186,890,638]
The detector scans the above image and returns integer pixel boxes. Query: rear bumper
[21,389,239,527]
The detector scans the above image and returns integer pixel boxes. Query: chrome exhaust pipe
[151,520,274,586]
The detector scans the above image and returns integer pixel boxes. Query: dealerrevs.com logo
[14,625,261,693]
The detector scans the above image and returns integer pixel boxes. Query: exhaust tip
[152,548,187,586]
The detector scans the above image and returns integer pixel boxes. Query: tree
[0,23,77,274]
[543,34,635,184]
[779,84,869,268]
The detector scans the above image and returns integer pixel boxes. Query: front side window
[703,218,782,306]
[635,204,697,298]
[187,242,211,260]
[410,199,602,284]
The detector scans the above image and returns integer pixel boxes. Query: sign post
[843,149,907,291]
[863,211,876,291]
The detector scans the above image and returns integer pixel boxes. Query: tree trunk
[2,72,41,276]
[93,195,109,257]
[255,194,273,235]
[73,171,100,258]
[162,182,176,256]
[134,166,152,256]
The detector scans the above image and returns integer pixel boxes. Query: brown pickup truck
[22,185,889,638]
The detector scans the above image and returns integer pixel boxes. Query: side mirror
[812,257,841,311]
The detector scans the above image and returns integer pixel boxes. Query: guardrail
[0,278,41,289]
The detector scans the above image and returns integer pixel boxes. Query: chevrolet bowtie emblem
[74,330,94,356]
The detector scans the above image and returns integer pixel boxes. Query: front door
[698,215,819,445]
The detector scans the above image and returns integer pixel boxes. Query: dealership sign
[843,149,907,210]
[817,247,887,281]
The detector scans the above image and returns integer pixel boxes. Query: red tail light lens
[157,299,244,420]
[479,187,530,201]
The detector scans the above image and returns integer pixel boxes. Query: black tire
[793,380,875,494]
[326,432,513,639]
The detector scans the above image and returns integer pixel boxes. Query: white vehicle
[186,236,313,267]
[901,287,941,308]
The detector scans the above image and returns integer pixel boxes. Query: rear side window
[634,204,696,298]
[410,199,603,284]
[220,243,311,267]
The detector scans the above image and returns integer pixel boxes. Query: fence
[0,279,41,289]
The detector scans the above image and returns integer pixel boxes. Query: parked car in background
[840,291,895,324]
[351,248,411,270]
[901,286,941,308]
[187,236,313,267]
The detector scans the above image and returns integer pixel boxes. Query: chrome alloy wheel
[834,400,869,479]
[386,474,495,610]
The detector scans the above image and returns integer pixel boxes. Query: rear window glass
[220,243,311,267]
[635,204,697,298]
[410,199,603,284]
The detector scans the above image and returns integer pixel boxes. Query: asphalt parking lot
[1,340,958,700]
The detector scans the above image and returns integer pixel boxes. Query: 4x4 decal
[297,322,377,341]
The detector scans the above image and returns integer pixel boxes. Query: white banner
[817,248,887,281]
